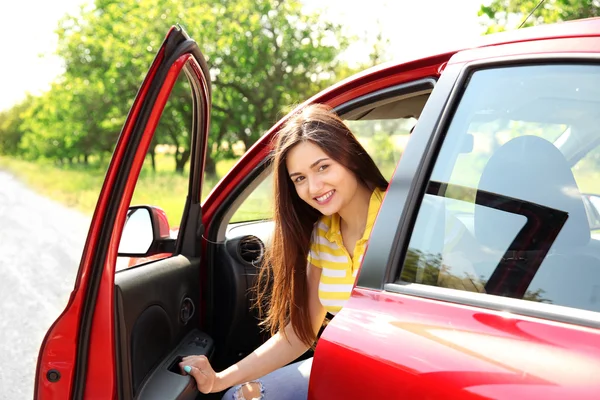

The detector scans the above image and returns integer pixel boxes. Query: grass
[0,156,107,214]
[230,176,274,223]
[0,154,239,227]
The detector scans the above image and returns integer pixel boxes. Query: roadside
[0,155,237,227]
[0,170,90,399]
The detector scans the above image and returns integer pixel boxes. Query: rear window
[398,64,600,313]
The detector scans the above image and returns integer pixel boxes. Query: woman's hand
[179,355,217,394]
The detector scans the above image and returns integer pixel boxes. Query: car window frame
[374,53,600,330]
[210,78,438,241]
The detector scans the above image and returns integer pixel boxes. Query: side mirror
[118,205,176,257]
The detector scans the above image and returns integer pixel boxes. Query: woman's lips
[314,189,335,205]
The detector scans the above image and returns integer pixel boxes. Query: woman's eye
[294,176,305,183]
[318,164,329,172]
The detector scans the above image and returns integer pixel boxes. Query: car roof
[293,17,600,130]
[355,17,600,80]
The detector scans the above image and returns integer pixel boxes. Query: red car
[36,19,600,400]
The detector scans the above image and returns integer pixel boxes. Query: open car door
[35,26,212,400]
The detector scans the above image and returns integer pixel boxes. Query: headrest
[475,135,589,250]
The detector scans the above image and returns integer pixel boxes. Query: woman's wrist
[211,370,231,393]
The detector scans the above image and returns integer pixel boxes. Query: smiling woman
[286,142,369,216]
[264,103,389,335]
[178,104,388,399]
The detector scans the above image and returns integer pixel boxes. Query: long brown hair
[256,103,388,347]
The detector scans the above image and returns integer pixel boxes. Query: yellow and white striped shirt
[307,188,385,314]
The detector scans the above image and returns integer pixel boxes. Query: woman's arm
[212,263,326,392]
[182,263,326,393]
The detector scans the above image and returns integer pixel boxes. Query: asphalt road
[0,170,90,399]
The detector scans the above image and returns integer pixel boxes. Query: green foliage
[0,154,226,227]
[346,118,412,180]
[479,0,600,33]
[370,133,397,167]
[0,98,30,155]
[400,248,443,286]
[0,0,355,177]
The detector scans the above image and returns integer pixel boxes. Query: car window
[575,145,600,231]
[229,106,416,224]
[230,175,273,223]
[129,72,192,231]
[398,64,600,313]
[586,195,600,230]
[345,117,414,180]
[116,71,192,269]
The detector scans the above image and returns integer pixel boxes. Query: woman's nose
[308,176,324,196]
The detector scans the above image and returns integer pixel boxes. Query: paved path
[0,170,90,399]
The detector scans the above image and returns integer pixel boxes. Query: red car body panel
[310,288,600,399]
[450,36,600,65]
[82,54,195,399]
[36,19,600,399]
[34,39,169,399]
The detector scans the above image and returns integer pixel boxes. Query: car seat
[474,135,600,311]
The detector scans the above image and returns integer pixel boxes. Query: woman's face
[285,141,359,216]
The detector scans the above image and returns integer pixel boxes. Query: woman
[180,103,388,400]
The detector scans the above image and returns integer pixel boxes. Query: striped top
[307,188,385,314]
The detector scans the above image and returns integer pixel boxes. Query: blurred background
[1,0,599,397]
[3,0,593,222]
[0,0,490,226]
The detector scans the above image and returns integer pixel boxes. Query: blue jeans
[222,357,312,400]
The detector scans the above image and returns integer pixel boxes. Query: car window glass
[345,117,415,180]
[230,176,273,223]
[116,71,192,270]
[574,145,600,231]
[398,64,600,313]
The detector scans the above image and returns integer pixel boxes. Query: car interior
[112,84,431,400]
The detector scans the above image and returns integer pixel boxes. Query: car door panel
[35,26,212,399]
[311,288,600,399]
[114,220,274,398]
[114,255,203,398]
[135,330,214,400]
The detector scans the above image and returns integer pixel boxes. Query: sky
[0,0,488,112]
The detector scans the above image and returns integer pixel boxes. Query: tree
[47,0,353,175]
[368,21,391,67]
[17,77,110,164]
[0,98,31,155]
[480,0,600,33]
[195,0,353,175]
